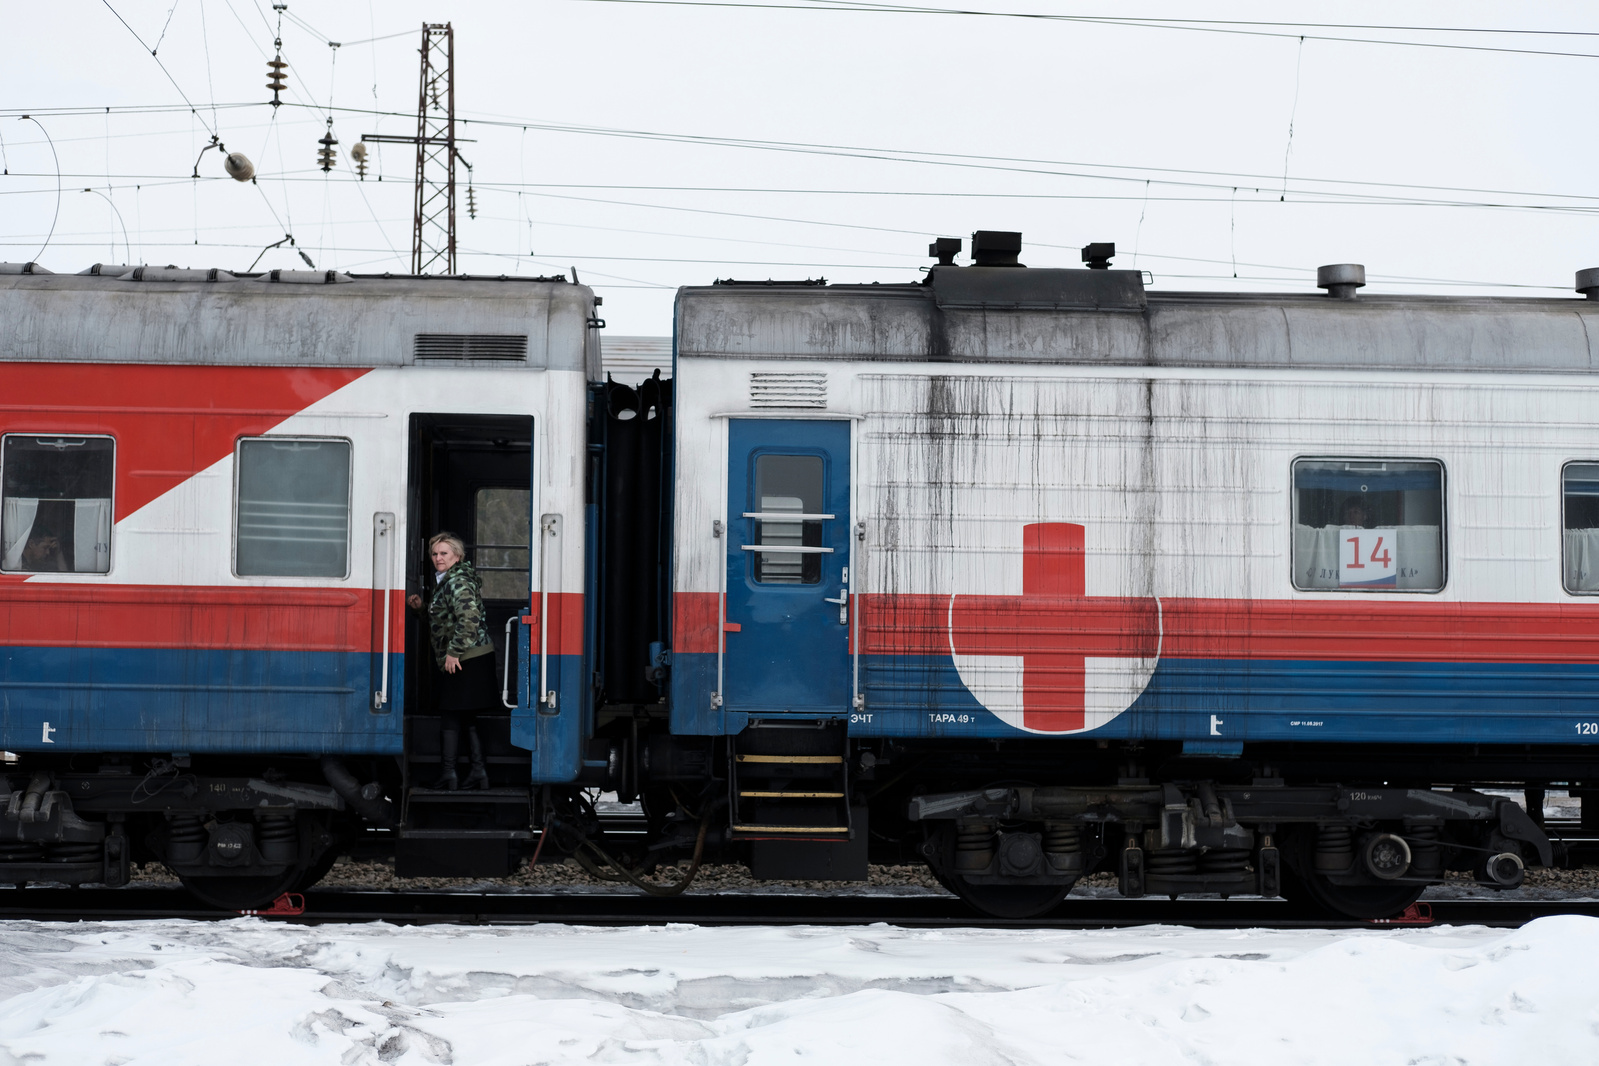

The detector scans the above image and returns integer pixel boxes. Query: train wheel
[944,875,1072,920]
[291,846,343,892]
[1282,863,1426,921]
[178,869,302,911]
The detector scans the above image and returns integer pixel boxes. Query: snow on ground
[2,917,1598,1065]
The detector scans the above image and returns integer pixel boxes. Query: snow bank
[2,916,1596,1065]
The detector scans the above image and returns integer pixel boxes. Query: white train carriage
[663,235,1599,915]
[0,264,599,903]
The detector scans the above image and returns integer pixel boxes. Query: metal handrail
[501,615,517,709]
[372,512,395,710]
[538,514,561,710]
[740,545,833,553]
[740,512,834,520]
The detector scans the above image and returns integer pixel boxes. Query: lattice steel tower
[411,23,458,274]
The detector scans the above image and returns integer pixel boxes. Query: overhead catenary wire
[15,116,62,262]
[96,0,221,140]
[3,12,1592,306]
[6,99,1599,210]
[556,0,1599,62]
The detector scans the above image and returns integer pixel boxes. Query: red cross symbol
[950,523,1160,732]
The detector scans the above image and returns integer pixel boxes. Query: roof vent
[1577,268,1599,301]
[1081,242,1116,270]
[750,371,827,409]
[0,262,53,275]
[1317,263,1366,300]
[77,264,135,276]
[121,266,238,282]
[971,230,1024,267]
[256,269,353,285]
[413,333,529,362]
[928,237,962,266]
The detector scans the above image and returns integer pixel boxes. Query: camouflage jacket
[427,559,492,668]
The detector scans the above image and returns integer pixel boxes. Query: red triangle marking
[0,364,369,521]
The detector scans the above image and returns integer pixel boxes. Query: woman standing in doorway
[406,532,494,790]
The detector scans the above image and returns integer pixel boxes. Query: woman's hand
[443,654,462,673]
[406,593,422,610]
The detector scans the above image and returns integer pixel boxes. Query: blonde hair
[428,531,466,561]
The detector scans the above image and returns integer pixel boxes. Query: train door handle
[823,591,848,624]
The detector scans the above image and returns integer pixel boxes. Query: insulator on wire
[267,54,289,106]
[317,127,338,173]
[350,141,368,180]
[467,185,477,219]
[225,152,256,182]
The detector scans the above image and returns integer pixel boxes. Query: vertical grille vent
[413,333,529,362]
[750,371,827,408]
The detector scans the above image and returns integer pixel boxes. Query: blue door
[724,419,851,716]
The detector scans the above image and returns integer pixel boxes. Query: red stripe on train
[0,584,584,656]
[673,590,1599,664]
[862,594,1599,664]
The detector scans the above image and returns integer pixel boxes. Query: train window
[234,437,352,578]
[1291,459,1445,592]
[474,487,531,600]
[1562,463,1599,593]
[0,435,114,574]
[751,454,823,584]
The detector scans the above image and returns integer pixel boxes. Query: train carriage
[0,264,597,905]
[662,236,1599,916]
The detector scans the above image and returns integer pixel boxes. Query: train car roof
[0,268,598,374]
[677,268,1599,374]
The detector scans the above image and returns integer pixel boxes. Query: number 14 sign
[1340,528,1398,587]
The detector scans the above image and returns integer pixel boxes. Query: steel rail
[1,888,1595,929]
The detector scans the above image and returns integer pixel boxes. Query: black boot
[463,726,490,790]
[430,729,459,790]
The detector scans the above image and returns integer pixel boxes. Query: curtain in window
[73,497,112,573]
[1564,529,1599,592]
[1,497,39,570]
[1293,525,1443,590]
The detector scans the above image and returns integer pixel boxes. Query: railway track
[0,886,1595,929]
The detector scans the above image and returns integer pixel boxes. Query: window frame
[746,447,830,587]
[1560,459,1599,596]
[0,432,117,576]
[230,434,354,581]
[1288,454,1449,595]
[471,484,533,602]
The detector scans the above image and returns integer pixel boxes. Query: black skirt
[435,650,500,712]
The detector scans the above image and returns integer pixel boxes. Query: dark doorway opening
[405,414,533,777]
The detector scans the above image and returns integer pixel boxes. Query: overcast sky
[4,1,1597,334]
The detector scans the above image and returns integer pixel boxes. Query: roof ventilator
[1317,263,1366,300]
[413,333,530,362]
[1082,243,1116,270]
[120,266,238,282]
[750,371,827,409]
[1576,268,1599,301]
[970,230,1024,267]
[928,237,962,265]
[0,262,53,275]
[257,269,353,285]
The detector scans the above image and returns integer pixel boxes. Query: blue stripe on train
[673,651,1599,743]
[0,645,405,753]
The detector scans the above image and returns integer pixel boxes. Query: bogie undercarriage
[0,735,1580,919]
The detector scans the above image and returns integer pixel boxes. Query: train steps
[398,714,532,878]
[728,722,852,842]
